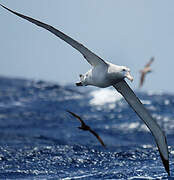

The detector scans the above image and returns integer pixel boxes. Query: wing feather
[113,80,170,176]
[89,129,106,147]
[139,72,145,87]
[0,4,107,67]
[66,110,86,126]
[145,57,154,68]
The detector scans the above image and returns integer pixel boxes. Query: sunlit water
[0,76,173,179]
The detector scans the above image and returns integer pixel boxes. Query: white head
[119,66,134,82]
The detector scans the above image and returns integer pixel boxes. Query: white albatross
[0,4,170,175]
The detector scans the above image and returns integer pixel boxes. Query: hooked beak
[125,71,134,82]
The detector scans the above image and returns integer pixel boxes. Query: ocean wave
[89,88,122,106]
[0,76,173,179]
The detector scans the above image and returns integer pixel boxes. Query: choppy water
[0,76,173,179]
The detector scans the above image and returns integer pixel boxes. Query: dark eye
[122,69,126,72]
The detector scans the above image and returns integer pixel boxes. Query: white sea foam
[141,100,151,105]
[128,176,155,180]
[113,122,149,132]
[89,88,122,106]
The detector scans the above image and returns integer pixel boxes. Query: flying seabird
[139,57,154,88]
[0,4,170,175]
[67,110,106,147]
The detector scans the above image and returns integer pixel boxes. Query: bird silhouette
[139,57,154,88]
[67,110,106,147]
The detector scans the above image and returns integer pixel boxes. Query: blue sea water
[0,76,173,180]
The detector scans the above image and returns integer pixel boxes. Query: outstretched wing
[66,110,86,127]
[145,57,154,68]
[89,129,106,147]
[139,72,145,88]
[0,4,107,67]
[113,80,170,176]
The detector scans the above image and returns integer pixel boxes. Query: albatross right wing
[0,4,107,67]
[113,80,170,176]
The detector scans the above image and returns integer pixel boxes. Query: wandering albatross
[0,4,170,175]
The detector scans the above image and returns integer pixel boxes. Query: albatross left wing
[113,80,170,176]
[0,4,107,67]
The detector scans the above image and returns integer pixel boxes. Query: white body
[81,63,132,88]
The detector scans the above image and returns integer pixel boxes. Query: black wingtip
[66,110,76,118]
[158,137,170,176]
[159,151,170,176]
[66,110,71,114]
[0,4,12,12]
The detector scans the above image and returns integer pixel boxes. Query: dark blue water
[0,76,173,179]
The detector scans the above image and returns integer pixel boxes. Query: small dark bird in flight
[139,57,154,88]
[67,110,106,147]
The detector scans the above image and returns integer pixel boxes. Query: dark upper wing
[113,80,170,176]
[89,129,106,147]
[0,4,107,67]
[139,72,145,88]
[145,57,154,68]
[66,110,86,127]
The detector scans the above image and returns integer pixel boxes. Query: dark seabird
[67,110,106,147]
[139,57,154,88]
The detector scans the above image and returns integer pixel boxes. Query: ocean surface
[0,76,173,180]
